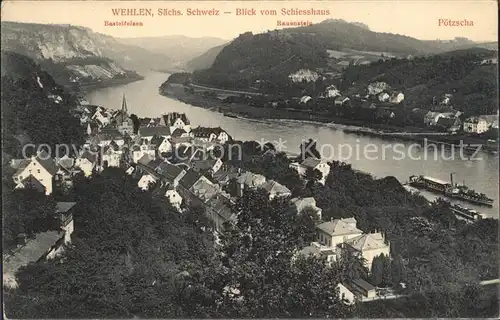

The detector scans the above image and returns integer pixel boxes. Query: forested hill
[1,51,84,157]
[192,31,329,89]
[341,48,498,115]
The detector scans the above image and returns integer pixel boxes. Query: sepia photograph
[1,0,499,318]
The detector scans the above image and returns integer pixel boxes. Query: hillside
[1,51,84,157]
[192,31,329,90]
[0,21,172,85]
[117,35,227,67]
[185,43,227,71]
[286,19,497,55]
[187,19,497,87]
[340,48,498,115]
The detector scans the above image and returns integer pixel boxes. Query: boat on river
[408,173,494,207]
[450,204,484,223]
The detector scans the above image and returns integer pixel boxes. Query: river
[86,71,499,218]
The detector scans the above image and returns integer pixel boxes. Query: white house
[191,127,231,144]
[463,116,490,134]
[389,92,404,104]
[316,218,363,248]
[377,92,390,102]
[160,112,191,133]
[290,157,330,185]
[91,109,110,127]
[138,174,158,191]
[342,232,390,271]
[131,141,156,163]
[11,150,57,195]
[297,242,337,265]
[165,188,183,211]
[75,150,97,177]
[325,85,341,98]
[156,137,173,155]
[101,141,122,168]
[337,283,356,305]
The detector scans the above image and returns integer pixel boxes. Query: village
[173,74,499,142]
[3,93,405,305]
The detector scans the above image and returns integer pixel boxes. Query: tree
[130,114,140,134]
[371,255,384,286]
[391,254,405,285]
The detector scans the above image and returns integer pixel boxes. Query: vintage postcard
[1,0,498,318]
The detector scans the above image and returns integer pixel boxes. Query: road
[190,84,264,96]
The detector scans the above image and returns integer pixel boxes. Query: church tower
[119,94,129,124]
[116,94,133,136]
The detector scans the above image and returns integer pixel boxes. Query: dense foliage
[193,31,329,90]
[4,168,354,318]
[218,139,499,317]
[1,51,85,157]
[341,49,498,115]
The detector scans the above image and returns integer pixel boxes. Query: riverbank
[74,75,145,92]
[160,83,499,154]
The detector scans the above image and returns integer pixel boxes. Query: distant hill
[340,48,498,115]
[116,35,227,67]
[188,19,497,93]
[192,31,329,90]
[185,43,228,71]
[0,21,173,85]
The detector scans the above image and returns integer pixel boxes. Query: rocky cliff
[0,22,171,87]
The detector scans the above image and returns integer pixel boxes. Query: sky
[1,0,498,42]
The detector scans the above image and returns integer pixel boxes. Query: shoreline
[72,75,145,92]
[160,84,499,154]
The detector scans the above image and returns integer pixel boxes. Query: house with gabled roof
[212,163,240,186]
[131,139,156,163]
[191,178,219,204]
[178,169,215,207]
[150,135,173,156]
[191,126,231,144]
[101,140,122,168]
[235,171,267,196]
[75,150,98,177]
[160,112,191,133]
[316,218,363,248]
[54,155,82,191]
[138,126,172,142]
[3,230,67,288]
[165,186,183,211]
[290,157,330,184]
[205,193,238,232]
[12,150,57,195]
[340,232,390,271]
[155,162,187,187]
[260,180,291,200]
[191,158,223,176]
[296,241,337,265]
[55,202,76,243]
[138,173,158,191]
